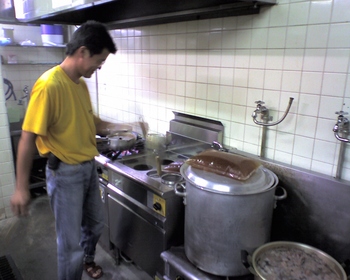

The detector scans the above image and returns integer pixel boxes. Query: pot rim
[180,162,278,195]
[161,172,183,185]
[251,241,347,280]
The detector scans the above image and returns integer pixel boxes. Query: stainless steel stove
[95,112,224,279]
[161,247,254,280]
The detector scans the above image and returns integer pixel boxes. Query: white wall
[0,24,65,220]
[94,0,350,180]
[0,62,15,220]
[1,0,350,220]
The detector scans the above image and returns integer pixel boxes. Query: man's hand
[11,188,31,216]
[11,130,37,216]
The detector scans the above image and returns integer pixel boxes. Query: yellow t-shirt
[22,65,99,164]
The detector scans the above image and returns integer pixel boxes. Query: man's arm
[11,130,37,216]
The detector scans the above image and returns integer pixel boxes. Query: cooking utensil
[155,156,162,176]
[139,116,148,139]
[174,155,287,277]
[242,241,347,280]
[98,131,137,151]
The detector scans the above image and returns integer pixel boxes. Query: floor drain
[0,255,23,280]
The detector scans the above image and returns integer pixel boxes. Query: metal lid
[180,162,277,195]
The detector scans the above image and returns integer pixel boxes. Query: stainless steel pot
[98,132,137,150]
[242,241,347,280]
[175,161,287,277]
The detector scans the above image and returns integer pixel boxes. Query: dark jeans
[46,159,103,280]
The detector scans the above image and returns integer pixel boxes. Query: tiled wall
[1,0,350,219]
[0,63,14,220]
[0,23,65,219]
[95,0,350,181]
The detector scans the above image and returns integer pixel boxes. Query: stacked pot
[175,149,286,277]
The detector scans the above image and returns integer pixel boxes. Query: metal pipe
[334,132,349,143]
[333,111,349,179]
[252,97,294,126]
[260,125,267,158]
[336,142,346,179]
[252,97,294,158]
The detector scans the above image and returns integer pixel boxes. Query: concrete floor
[0,190,153,280]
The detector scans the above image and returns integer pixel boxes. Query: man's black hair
[65,20,117,56]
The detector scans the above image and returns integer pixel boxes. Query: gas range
[96,130,215,195]
[95,112,225,279]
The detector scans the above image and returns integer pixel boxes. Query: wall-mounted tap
[252,97,294,158]
[211,141,228,152]
[252,97,294,126]
[333,111,349,143]
[17,85,29,106]
[252,101,272,124]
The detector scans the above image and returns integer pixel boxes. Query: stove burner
[123,159,139,165]
[161,159,173,165]
[100,147,144,161]
[147,170,159,178]
[133,164,153,171]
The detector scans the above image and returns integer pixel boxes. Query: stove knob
[153,202,162,211]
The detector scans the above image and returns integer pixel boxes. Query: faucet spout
[333,111,349,143]
[17,85,30,107]
[252,97,294,127]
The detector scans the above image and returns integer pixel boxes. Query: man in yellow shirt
[11,21,125,279]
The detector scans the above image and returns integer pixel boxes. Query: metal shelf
[2,62,61,65]
[0,44,65,48]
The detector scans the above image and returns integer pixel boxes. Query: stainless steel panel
[16,0,276,26]
[161,247,253,280]
[169,111,224,144]
[230,149,350,264]
[98,182,111,252]
[107,188,166,277]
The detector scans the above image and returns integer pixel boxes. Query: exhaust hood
[14,0,276,28]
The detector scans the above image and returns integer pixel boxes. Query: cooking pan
[241,241,347,280]
[98,131,137,150]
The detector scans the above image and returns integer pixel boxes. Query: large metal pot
[175,161,287,277]
[242,241,347,280]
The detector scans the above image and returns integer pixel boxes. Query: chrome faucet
[252,97,294,158]
[252,101,272,124]
[252,97,294,126]
[17,85,29,107]
[211,141,228,152]
[333,111,349,143]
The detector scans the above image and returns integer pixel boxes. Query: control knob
[153,202,162,211]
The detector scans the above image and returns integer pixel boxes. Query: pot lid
[180,162,277,195]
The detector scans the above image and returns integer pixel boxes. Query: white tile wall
[94,0,350,181]
[1,0,350,219]
[0,62,15,220]
[0,25,65,219]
